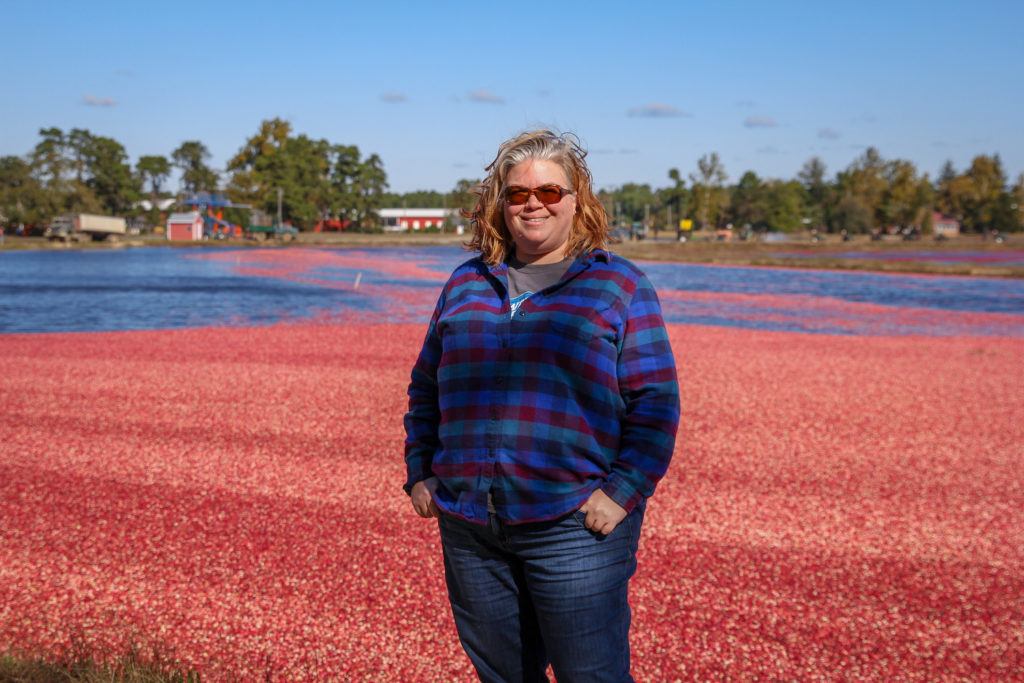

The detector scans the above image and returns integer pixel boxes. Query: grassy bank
[611,238,1024,278]
[2,231,1020,278]
[0,652,198,682]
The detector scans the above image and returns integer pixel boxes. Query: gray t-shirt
[507,255,573,316]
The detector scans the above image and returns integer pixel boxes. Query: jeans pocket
[571,509,589,529]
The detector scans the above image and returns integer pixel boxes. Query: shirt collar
[488,248,609,275]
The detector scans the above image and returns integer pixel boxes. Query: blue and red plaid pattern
[404,249,680,525]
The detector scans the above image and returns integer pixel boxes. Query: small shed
[932,211,960,239]
[167,211,204,241]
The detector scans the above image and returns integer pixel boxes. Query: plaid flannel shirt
[404,249,680,525]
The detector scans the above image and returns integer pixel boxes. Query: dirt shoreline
[2,232,1021,278]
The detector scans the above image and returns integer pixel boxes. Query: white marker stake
[354,272,362,290]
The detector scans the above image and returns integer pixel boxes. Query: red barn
[379,208,455,231]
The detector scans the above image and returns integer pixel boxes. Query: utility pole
[276,187,283,227]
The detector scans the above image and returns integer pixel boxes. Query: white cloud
[467,89,505,104]
[82,94,116,107]
[744,116,778,128]
[380,91,408,103]
[627,103,690,118]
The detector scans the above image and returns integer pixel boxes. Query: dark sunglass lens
[505,188,530,204]
[535,186,563,204]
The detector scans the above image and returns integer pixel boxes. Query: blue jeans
[438,503,645,683]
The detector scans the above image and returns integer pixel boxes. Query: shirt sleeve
[601,272,680,512]
[402,288,446,495]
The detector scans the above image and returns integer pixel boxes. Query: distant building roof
[136,198,177,211]
[167,211,202,223]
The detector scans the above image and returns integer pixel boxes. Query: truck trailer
[46,214,128,242]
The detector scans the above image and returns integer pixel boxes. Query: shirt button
[518,311,526,318]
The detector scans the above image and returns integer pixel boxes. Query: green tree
[444,178,481,229]
[761,180,806,232]
[29,127,101,215]
[172,140,219,193]
[137,155,171,196]
[835,147,887,233]
[281,133,334,227]
[935,160,962,218]
[0,155,51,227]
[728,171,766,228]
[67,128,95,183]
[664,168,689,234]
[689,152,728,229]
[798,157,831,230]
[228,118,332,228]
[612,183,657,224]
[227,118,387,230]
[1012,174,1024,232]
[82,135,139,215]
[134,155,171,230]
[30,127,69,190]
[880,159,932,230]
[961,154,1007,232]
[831,195,874,234]
[449,178,480,214]
[389,190,445,208]
[350,152,388,227]
[328,143,362,221]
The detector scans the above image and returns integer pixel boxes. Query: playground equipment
[178,192,300,242]
[179,193,246,240]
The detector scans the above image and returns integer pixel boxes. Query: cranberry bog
[2,247,1022,680]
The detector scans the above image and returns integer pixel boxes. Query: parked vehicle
[245,223,299,242]
[46,214,127,242]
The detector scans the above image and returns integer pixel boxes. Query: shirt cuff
[403,458,434,496]
[600,476,644,513]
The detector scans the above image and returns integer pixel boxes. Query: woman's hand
[411,477,441,518]
[578,488,627,535]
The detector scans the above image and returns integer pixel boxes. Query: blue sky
[3,0,1022,193]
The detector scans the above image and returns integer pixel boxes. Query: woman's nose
[524,192,545,209]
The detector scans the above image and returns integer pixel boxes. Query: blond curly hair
[465,129,609,266]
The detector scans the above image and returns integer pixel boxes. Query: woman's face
[503,159,577,264]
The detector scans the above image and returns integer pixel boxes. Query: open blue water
[0,247,364,333]
[1,246,1022,336]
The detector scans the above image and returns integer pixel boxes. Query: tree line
[0,119,390,232]
[602,149,1023,236]
[1,120,1021,234]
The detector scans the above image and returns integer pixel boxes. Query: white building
[378,208,455,232]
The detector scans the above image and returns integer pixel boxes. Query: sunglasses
[503,184,575,206]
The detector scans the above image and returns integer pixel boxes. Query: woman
[404,130,680,682]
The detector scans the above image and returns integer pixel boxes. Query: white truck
[46,214,128,242]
